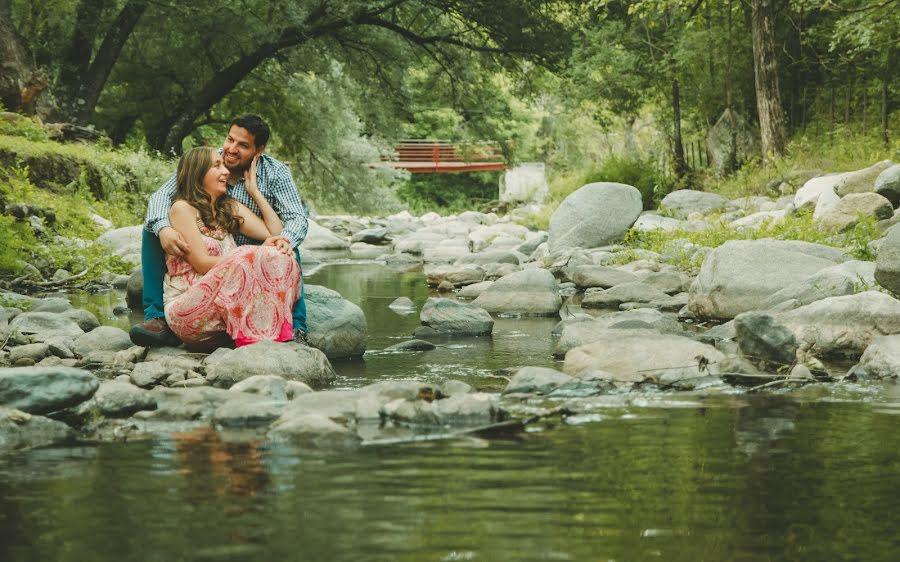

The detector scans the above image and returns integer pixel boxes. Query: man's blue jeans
[140,229,308,333]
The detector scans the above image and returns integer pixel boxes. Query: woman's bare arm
[169,201,220,274]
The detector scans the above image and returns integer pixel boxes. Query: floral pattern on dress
[163,228,300,348]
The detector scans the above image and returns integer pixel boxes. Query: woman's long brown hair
[175,146,243,233]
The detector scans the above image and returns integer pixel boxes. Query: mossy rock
[0,147,104,198]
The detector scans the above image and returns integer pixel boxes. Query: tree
[750,0,786,159]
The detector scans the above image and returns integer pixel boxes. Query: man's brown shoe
[130,317,181,347]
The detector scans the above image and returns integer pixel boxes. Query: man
[129,114,310,347]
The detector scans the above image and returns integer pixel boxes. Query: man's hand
[244,155,260,197]
[263,235,292,255]
[159,227,190,258]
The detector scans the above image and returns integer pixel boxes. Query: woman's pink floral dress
[163,223,300,348]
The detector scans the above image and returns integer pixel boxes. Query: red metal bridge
[379,139,507,173]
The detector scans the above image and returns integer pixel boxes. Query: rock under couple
[128,113,310,351]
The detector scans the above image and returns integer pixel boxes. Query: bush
[396,171,502,214]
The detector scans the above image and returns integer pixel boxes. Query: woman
[163,146,300,349]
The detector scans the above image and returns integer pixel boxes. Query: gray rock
[582,282,672,309]
[834,160,894,196]
[502,367,573,395]
[818,192,893,231]
[388,297,416,313]
[230,375,290,401]
[206,340,336,389]
[214,396,288,428]
[350,227,389,244]
[766,260,875,309]
[0,408,75,453]
[706,109,758,175]
[93,225,143,260]
[659,190,730,219]
[419,298,494,336]
[546,372,617,398]
[0,367,98,414]
[8,343,51,363]
[71,326,132,356]
[638,271,691,295]
[556,309,683,356]
[74,380,156,418]
[31,298,72,313]
[146,386,234,420]
[432,393,499,425]
[517,232,549,256]
[305,284,368,359]
[632,214,684,232]
[126,269,143,310]
[268,413,361,450]
[563,333,724,383]
[9,312,84,341]
[457,281,494,299]
[130,361,186,388]
[874,164,900,206]
[60,309,101,333]
[286,381,314,399]
[778,291,900,358]
[875,225,900,293]
[549,182,643,252]
[689,239,847,320]
[848,334,900,380]
[384,339,436,352]
[381,398,439,425]
[457,250,526,266]
[425,264,485,287]
[472,269,561,316]
[734,312,798,367]
[299,219,350,250]
[567,265,639,289]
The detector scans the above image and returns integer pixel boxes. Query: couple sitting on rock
[129,114,310,351]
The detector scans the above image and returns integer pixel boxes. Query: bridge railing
[380,139,508,173]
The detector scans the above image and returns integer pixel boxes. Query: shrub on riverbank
[0,120,172,279]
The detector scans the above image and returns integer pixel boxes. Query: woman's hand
[243,155,260,197]
[263,235,292,255]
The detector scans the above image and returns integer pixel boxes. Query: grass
[614,209,880,275]
[0,117,174,280]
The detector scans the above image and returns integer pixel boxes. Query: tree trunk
[55,0,148,124]
[750,0,786,159]
[0,16,53,117]
[672,76,687,178]
[883,76,891,146]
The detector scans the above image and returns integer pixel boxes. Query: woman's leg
[167,245,300,347]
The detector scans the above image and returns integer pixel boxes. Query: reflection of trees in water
[173,428,269,500]
[733,398,798,458]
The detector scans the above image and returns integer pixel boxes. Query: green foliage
[397,172,501,215]
[0,216,36,273]
[618,209,880,275]
[0,115,50,142]
[704,127,900,200]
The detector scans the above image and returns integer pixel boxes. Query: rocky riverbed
[2,160,900,454]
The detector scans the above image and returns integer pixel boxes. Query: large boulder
[471,269,561,316]
[9,311,84,341]
[766,260,875,309]
[874,225,900,293]
[848,335,900,380]
[93,225,143,264]
[419,298,493,336]
[833,160,894,197]
[305,284,367,359]
[566,265,639,289]
[205,340,336,389]
[689,239,848,320]
[548,182,642,252]
[72,380,156,418]
[705,109,758,175]
[0,366,98,414]
[817,192,893,232]
[659,190,730,219]
[874,164,900,206]
[778,291,900,358]
[563,332,724,384]
[0,408,75,453]
[299,219,350,250]
[71,326,132,356]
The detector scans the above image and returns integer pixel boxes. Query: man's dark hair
[230,114,270,148]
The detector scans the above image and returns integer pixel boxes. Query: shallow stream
[2,257,899,561]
